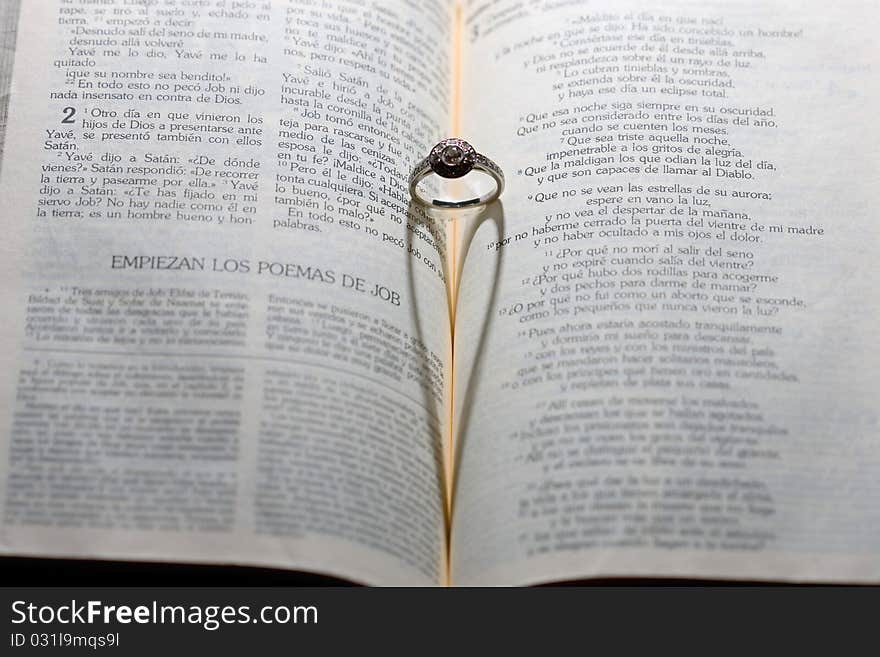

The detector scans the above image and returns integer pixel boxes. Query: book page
[451,0,879,585]
[0,0,454,586]
[0,0,19,163]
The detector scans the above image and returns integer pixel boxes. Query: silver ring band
[408,138,504,209]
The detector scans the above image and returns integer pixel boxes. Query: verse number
[61,107,76,124]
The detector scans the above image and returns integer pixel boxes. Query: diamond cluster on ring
[429,138,476,179]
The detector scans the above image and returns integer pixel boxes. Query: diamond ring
[408,138,504,209]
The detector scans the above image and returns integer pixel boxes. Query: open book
[0,0,877,586]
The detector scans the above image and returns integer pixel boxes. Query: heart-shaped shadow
[404,199,506,553]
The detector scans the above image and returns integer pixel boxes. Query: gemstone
[441,145,464,166]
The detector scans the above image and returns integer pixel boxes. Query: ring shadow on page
[404,199,506,534]
[404,198,453,532]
